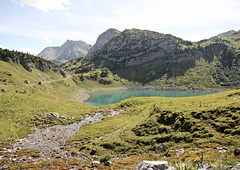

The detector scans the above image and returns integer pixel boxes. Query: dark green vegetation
[63,29,240,89]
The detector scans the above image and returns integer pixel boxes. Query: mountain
[0,48,63,75]
[38,40,92,65]
[87,28,120,55]
[66,28,240,89]
[210,30,236,39]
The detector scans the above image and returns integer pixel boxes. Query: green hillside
[0,32,240,169]
[0,49,95,146]
[63,29,240,89]
[67,90,240,155]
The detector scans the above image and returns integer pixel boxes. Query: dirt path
[42,75,71,84]
[29,75,71,86]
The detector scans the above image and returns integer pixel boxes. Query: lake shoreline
[81,86,222,103]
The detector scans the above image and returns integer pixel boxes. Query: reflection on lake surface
[84,90,216,106]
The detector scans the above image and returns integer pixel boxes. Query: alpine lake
[84,89,217,106]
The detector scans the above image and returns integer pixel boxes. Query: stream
[12,109,124,157]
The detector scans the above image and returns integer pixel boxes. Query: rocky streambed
[13,109,124,157]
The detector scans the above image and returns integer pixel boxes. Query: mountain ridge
[0,48,63,75]
[87,28,121,55]
[38,40,91,65]
[210,30,236,39]
[64,28,240,88]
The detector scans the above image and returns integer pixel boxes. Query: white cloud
[66,12,73,16]
[19,0,71,12]
[41,37,52,44]
[0,45,5,49]
[111,0,240,28]
[45,30,93,43]
[106,0,240,41]
[18,48,41,55]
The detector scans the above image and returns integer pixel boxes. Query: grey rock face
[87,28,120,54]
[38,40,91,64]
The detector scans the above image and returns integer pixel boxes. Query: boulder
[92,161,100,166]
[24,80,30,84]
[231,162,240,170]
[50,112,59,118]
[234,148,240,156]
[60,116,66,119]
[155,143,166,151]
[135,160,168,170]
[166,167,176,170]
[176,148,185,156]
[198,162,213,170]
[90,148,97,155]
[104,160,112,166]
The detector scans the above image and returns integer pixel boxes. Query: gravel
[13,109,124,157]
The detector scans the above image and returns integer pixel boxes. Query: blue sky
[1,0,240,55]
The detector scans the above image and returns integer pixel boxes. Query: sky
[1,0,240,55]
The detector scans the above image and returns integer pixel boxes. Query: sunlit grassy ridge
[67,90,240,156]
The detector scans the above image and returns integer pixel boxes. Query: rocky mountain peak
[38,40,91,65]
[87,28,120,54]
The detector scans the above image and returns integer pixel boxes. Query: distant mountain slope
[87,28,120,55]
[38,40,91,65]
[210,30,236,39]
[0,48,63,74]
[0,48,68,88]
[65,28,240,89]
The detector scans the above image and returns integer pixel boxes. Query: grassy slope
[0,61,95,146]
[67,89,240,155]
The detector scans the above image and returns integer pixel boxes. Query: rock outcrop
[38,40,91,64]
[87,28,120,55]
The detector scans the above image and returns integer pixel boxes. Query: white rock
[135,160,168,170]
[92,161,101,165]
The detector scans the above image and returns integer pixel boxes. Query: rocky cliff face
[71,28,240,87]
[87,28,120,55]
[38,40,91,65]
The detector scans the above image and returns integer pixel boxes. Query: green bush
[99,153,112,163]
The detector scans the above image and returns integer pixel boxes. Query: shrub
[100,153,112,163]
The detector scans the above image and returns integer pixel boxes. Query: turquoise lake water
[84,90,216,106]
